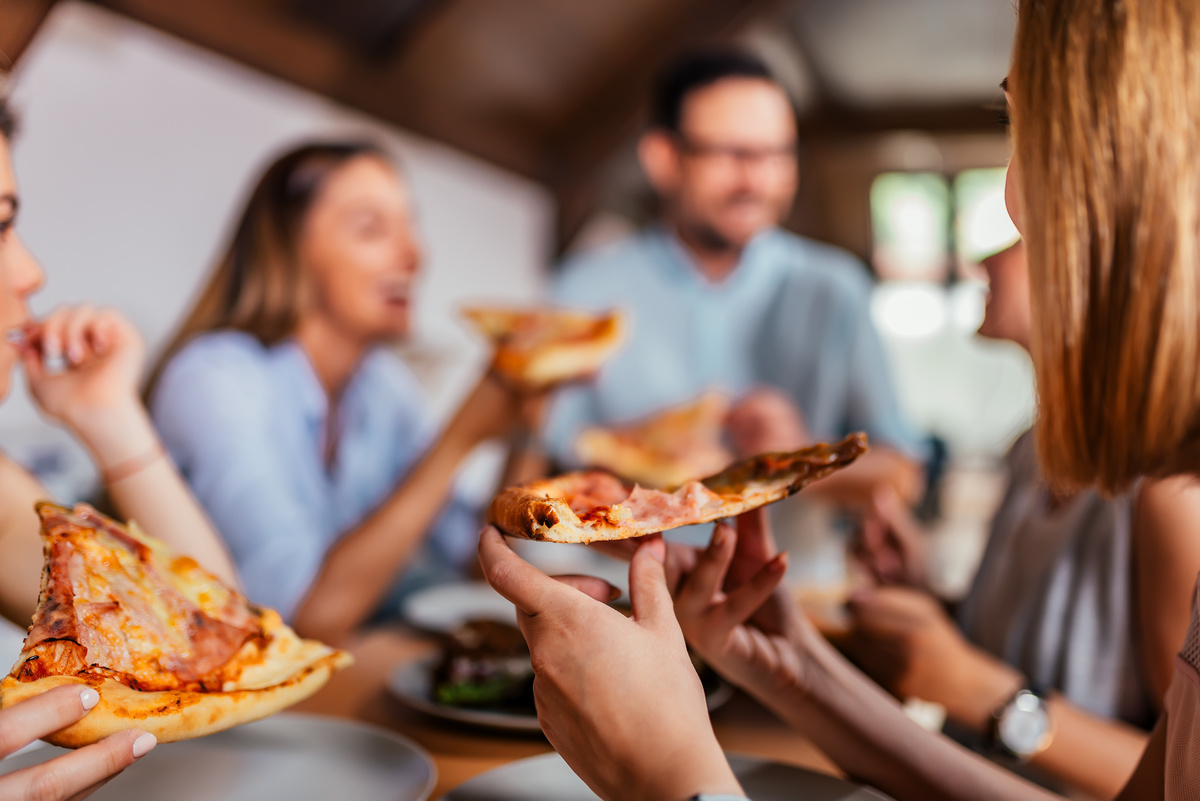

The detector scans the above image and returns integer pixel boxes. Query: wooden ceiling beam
[0,0,57,70]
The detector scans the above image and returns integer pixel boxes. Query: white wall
[0,2,554,501]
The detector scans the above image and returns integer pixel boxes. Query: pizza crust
[0,649,351,748]
[463,307,626,388]
[491,433,868,543]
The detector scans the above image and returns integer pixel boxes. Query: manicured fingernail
[132,732,157,758]
[67,345,83,364]
[79,687,99,711]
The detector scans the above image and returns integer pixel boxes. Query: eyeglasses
[673,135,798,169]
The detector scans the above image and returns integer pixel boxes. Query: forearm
[935,647,1146,797]
[292,431,475,642]
[767,630,1059,801]
[67,399,239,588]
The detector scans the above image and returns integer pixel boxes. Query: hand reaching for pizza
[19,305,145,434]
[478,526,744,801]
[0,685,155,801]
[852,487,930,588]
[726,387,811,458]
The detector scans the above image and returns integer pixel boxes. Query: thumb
[629,536,673,625]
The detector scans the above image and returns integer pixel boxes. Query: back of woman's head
[1013,0,1200,494]
[148,140,387,393]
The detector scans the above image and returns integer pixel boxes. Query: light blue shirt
[151,331,477,621]
[545,226,922,464]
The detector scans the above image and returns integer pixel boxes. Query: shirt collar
[649,224,780,290]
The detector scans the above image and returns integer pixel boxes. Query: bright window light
[871,282,947,339]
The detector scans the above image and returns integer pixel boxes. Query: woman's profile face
[298,155,421,343]
[0,136,45,400]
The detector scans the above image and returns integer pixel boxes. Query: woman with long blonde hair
[149,142,537,644]
[475,1,1200,797]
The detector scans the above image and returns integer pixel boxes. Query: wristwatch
[688,795,752,801]
[989,686,1054,762]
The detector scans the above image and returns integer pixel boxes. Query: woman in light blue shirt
[148,142,535,643]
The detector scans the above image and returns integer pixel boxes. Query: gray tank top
[956,431,1156,728]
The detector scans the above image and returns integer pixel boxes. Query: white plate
[401,581,517,633]
[441,751,892,800]
[0,712,436,801]
[387,653,734,733]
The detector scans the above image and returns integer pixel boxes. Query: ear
[638,130,681,196]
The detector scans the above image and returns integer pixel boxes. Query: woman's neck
[292,316,370,402]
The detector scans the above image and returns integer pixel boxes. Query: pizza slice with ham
[0,503,351,747]
[490,433,868,543]
[574,392,734,488]
[463,305,625,389]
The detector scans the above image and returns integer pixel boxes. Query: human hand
[852,487,929,588]
[479,526,743,801]
[20,305,145,433]
[448,373,549,448]
[726,386,810,457]
[673,512,813,701]
[0,684,156,800]
[843,585,1018,728]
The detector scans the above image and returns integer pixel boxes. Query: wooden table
[293,626,840,799]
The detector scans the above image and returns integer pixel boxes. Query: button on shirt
[151,331,477,621]
[545,226,921,465]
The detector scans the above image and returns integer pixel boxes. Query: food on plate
[433,619,534,712]
[432,618,724,716]
[574,391,733,488]
[462,306,625,389]
[490,433,868,543]
[0,503,352,747]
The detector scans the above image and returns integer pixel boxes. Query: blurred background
[0,0,1028,586]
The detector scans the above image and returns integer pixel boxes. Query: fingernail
[79,687,99,711]
[132,732,157,758]
[67,345,83,364]
[772,553,788,571]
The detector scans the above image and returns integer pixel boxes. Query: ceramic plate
[400,582,517,633]
[387,653,734,733]
[441,751,892,800]
[0,713,436,801]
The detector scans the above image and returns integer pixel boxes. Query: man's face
[648,78,798,250]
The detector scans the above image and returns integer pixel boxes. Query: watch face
[998,692,1051,757]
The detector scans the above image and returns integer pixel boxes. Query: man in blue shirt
[545,49,924,504]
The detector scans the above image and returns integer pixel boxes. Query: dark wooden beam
[0,0,57,69]
[797,100,1005,138]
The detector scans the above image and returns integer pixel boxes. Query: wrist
[651,744,743,801]
[949,650,1024,733]
[69,399,159,469]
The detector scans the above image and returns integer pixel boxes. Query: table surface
[292,626,840,800]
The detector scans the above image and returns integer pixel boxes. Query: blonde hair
[1013,0,1200,494]
[146,141,388,398]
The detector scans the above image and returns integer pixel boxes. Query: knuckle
[26,764,67,801]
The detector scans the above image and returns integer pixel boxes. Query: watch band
[688,795,752,801]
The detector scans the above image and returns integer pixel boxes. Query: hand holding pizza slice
[490,433,868,543]
[0,503,351,747]
[463,306,625,389]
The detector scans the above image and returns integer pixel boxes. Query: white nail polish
[131,732,156,758]
[42,352,66,375]
[79,687,99,711]
[4,328,27,345]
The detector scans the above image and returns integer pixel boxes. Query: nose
[8,234,44,298]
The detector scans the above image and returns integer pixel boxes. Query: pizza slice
[0,503,351,747]
[490,433,868,543]
[463,306,625,389]
[574,392,733,489]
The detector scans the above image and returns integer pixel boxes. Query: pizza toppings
[1,503,351,747]
[463,306,626,389]
[489,433,869,543]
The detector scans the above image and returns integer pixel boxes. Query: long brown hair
[147,141,389,398]
[1013,0,1200,494]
